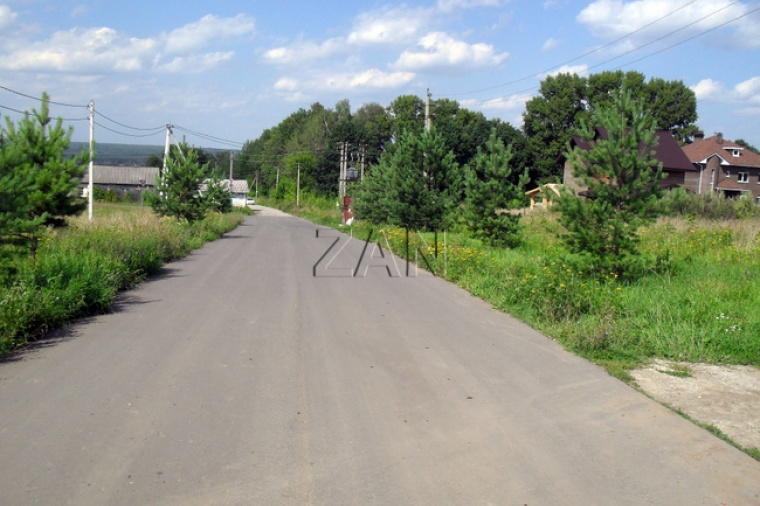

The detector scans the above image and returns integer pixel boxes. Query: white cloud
[347,6,430,46]
[735,76,760,99]
[461,92,532,125]
[577,0,759,48]
[0,14,253,74]
[163,14,255,54]
[692,76,760,110]
[348,69,416,89]
[0,5,17,30]
[263,38,346,65]
[437,0,500,12]
[543,64,589,78]
[692,78,724,100]
[394,32,508,71]
[0,27,155,72]
[542,37,560,51]
[155,52,235,74]
[274,77,299,91]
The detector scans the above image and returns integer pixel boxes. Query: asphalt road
[1,208,758,505]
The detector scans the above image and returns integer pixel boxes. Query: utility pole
[338,142,347,200]
[88,100,94,221]
[296,162,301,207]
[425,89,432,132]
[160,123,172,197]
[229,150,234,201]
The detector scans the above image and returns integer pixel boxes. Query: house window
[732,149,741,157]
[738,171,749,183]
[725,170,730,177]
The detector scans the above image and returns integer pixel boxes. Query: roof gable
[682,135,760,168]
[567,127,694,172]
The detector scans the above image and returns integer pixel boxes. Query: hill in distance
[67,142,234,166]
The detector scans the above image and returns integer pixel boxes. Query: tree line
[235,70,698,199]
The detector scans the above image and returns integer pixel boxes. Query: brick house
[561,127,695,194]
[681,133,760,204]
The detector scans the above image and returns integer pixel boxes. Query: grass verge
[0,204,246,356]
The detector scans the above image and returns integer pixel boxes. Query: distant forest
[67,142,230,167]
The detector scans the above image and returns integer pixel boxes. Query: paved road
[1,208,758,505]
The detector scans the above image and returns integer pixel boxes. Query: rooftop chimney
[694,131,704,141]
[716,132,723,144]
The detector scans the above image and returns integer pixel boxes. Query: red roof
[568,127,694,172]
[682,135,760,168]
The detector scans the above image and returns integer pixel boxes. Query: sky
[1,0,759,151]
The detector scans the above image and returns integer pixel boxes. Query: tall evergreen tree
[465,129,529,248]
[0,93,87,258]
[147,144,208,223]
[390,127,461,231]
[557,88,666,278]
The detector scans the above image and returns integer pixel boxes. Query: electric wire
[456,1,759,109]
[0,103,26,115]
[94,121,166,139]
[446,0,710,97]
[0,84,87,108]
[173,125,244,148]
[96,110,165,132]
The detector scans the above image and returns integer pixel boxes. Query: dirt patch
[631,359,760,451]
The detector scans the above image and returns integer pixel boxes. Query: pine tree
[147,145,208,223]
[557,88,665,278]
[0,93,87,258]
[203,173,233,214]
[465,129,528,248]
[390,128,461,231]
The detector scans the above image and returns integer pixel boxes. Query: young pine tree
[0,93,87,258]
[147,145,209,223]
[204,172,233,214]
[465,129,529,248]
[557,88,665,278]
[391,128,461,231]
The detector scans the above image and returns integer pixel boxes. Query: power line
[96,110,165,132]
[93,121,167,139]
[0,103,26,115]
[457,1,758,110]
[0,84,87,108]
[174,125,244,148]
[446,0,745,98]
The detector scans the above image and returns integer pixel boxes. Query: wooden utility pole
[88,100,94,221]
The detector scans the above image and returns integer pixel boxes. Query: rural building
[681,133,760,203]
[561,128,695,195]
[525,183,562,210]
[200,179,251,207]
[80,165,159,200]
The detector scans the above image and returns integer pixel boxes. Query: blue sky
[1,0,759,150]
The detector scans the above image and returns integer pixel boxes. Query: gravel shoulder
[632,360,760,451]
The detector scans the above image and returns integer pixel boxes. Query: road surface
[1,208,758,505]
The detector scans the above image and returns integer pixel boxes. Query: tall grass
[0,204,245,355]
